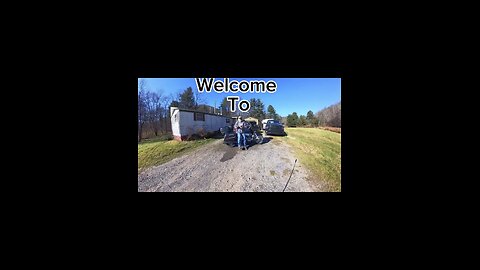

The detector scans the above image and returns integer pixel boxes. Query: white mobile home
[170,107,230,141]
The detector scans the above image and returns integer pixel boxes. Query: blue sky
[139,78,341,116]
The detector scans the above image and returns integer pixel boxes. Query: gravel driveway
[138,137,321,192]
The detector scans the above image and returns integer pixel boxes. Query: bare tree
[161,95,170,133]
[194,90,207,110]
[316,101,341,127]
[144,91,164,137]
[138,79,148,142]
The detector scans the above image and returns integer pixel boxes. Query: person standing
[234,116,247,150]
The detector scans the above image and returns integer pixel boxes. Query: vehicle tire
[256,135,263,144]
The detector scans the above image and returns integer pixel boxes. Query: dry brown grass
[320,127,341,133]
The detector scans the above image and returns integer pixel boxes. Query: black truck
[264,120,286,136]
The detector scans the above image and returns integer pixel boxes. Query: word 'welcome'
[195,78,277,93]
[195,78,277,112]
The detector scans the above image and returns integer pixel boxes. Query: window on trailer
[194,112,205,121]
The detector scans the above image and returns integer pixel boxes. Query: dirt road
[138,137,322,192]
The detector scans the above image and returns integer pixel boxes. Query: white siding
[171,109,181,137]
[171,109,228,137]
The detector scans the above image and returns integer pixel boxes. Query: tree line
[284,101,341,127]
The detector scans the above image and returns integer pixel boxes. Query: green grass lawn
[277,128,341,191]
[138,138,215,173]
